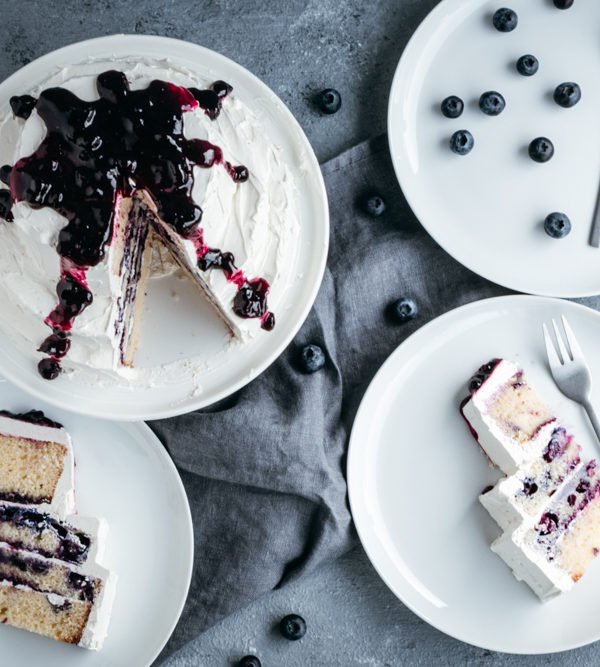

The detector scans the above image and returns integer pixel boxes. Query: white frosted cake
[0,59,299,384]
[0,409,116,648]
[461,359,600,601]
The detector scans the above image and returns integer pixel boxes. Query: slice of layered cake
[0,409,116,648]
[462,360,600,601]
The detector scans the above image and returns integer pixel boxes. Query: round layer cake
[0,58,300,386]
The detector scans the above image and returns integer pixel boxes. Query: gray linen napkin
[150,134,509,661]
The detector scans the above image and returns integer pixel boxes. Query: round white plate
[0,377,193,666]
[348,295,600,654]
[388,0,600,297]
[0,34,328,420]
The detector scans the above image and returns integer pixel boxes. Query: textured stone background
[2,0,599,665]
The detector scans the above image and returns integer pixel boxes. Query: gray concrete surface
[1,1,598,665]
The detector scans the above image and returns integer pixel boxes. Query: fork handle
[583,399,600,445]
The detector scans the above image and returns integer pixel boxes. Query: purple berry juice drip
[1,70,275,379]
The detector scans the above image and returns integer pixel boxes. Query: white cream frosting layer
[0,57,299,386]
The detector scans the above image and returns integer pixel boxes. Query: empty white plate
[348,295,600,654]
[0,377,193,666]
[388,0,600,297]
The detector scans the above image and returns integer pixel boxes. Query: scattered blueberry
[0,165,11,185]
[493,8,518,32]
[528,137,554,163]
[280,614,307,641]
[449,129,474,155]
[479,91,506,116]
[544,212,571,239]
[553,82,581,108]
[554,0,574,8]
[441,95,464,118]
[238,657,261,667]
[38,358,61,380]
[299,345,326,373]
[316,88,341,114]
[389,297,418,324]
[364,195,386,217]
[516,55,539,76]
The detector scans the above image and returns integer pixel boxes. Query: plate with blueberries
[388,0,599,297]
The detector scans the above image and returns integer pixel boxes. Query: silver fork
[543,315,600,444]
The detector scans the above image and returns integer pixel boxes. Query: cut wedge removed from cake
[462,359,600,601]
[0,409,116,649]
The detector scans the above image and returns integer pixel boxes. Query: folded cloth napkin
[151,133,509,662]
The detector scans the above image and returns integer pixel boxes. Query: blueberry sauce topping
[0,165,12,185]
[0,409,62,429]
[2,70,274,378]
[38,331,71,358]
[9,94,37,120]
[468,358,502,394]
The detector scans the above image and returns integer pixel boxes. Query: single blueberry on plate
[554,0,574,8]
[553,82,581,108]
[389,298,418,324]
[544,212,571,239]
[528,137,554,163]
[238,656,261,667]
[479,91,506,116]
[493,8,518,32]
[299,345,326,373]
[280,614,307,641]
[449,129,474,155]
[441,95,464,118]
[516,55,539,76]
[316,88,341,114]
[364,195,386,217]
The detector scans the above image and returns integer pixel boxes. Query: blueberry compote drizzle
[468,358,502,393]
[1,70,275,379]
[0,409,63,429]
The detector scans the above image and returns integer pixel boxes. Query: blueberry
[238,656,261,667]
[449,130,474,155]
[316,88,341,114]
[299,345,326,373]
[554,0,574,8]
[38,358,61,380]
[516,55,539,76]
[544,212,571,239]
[364,195,386,217]
[553,82,581,108]
[389,298,418,324]
[441,95,464,118]
[279,614,307,641]
[493,8,518,32]
[479,91,505,116]
[528,137,554,163]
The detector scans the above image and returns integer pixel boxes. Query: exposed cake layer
[461,359,556,474]
[0,581,93,645]
[480,427,582,531]
[0,412,74,516]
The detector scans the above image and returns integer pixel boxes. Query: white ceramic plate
[348,295,600,654]
[0,377,193,666]
[388,0,600,297]
[0,34,328,420]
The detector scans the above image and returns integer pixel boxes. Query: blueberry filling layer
[0,504,90,564]
[0,409,63,429]
[467,358,502,393]
[1,70,275,379]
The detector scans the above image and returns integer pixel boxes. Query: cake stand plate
[388,0,600,297]
[0,376,193,666]
[348,295,600,654]
[0,35,328,420]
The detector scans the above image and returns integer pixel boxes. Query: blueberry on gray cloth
[280,614,307,640]
[299,345,326,373]
[239,656,261,667]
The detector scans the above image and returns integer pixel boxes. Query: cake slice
[462,359,600,601]
[0,408,116,649]
[461,359,556,474]
[0,410,74,516]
